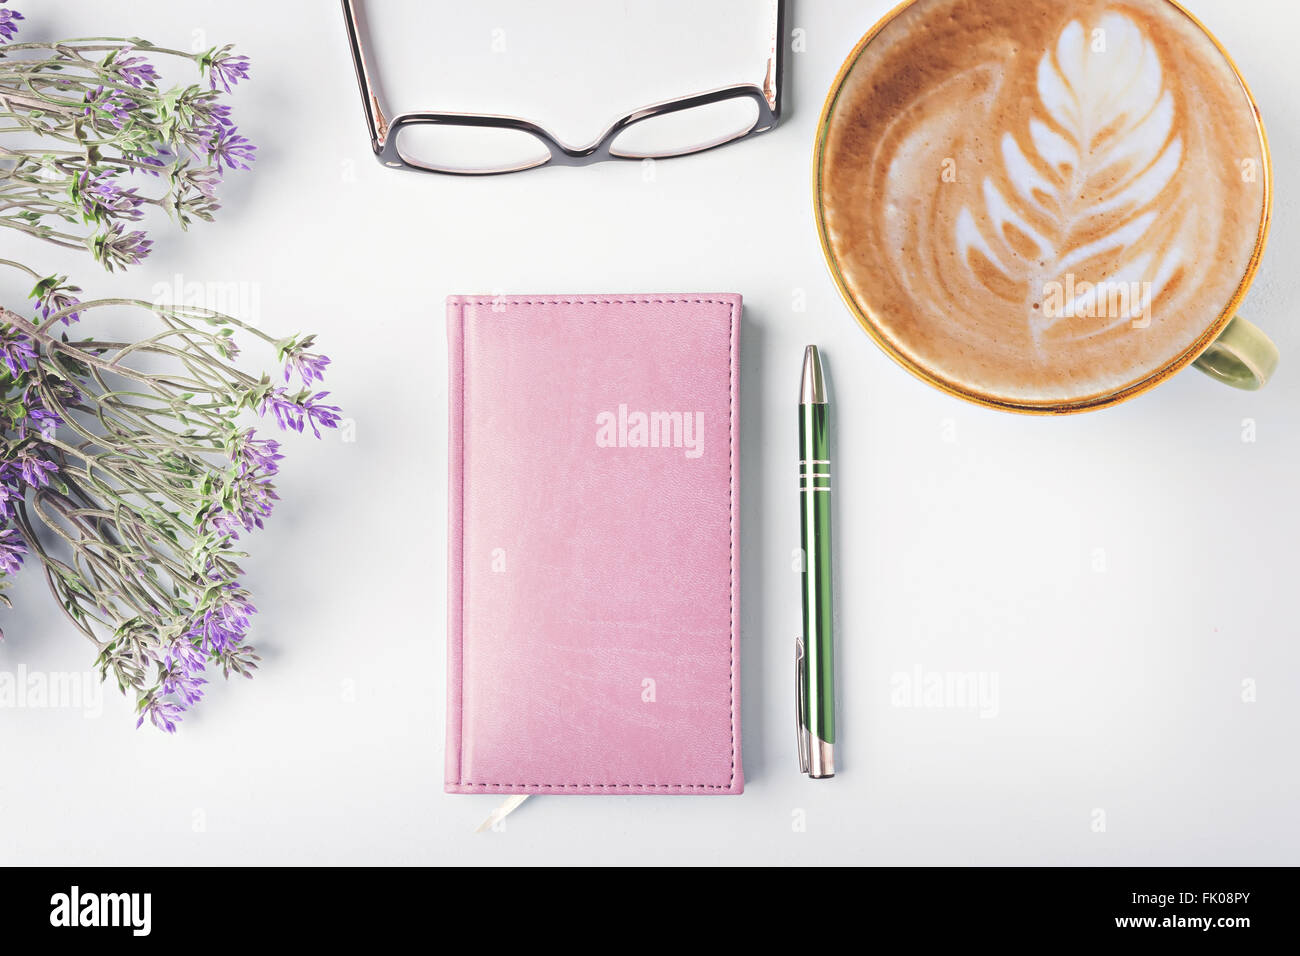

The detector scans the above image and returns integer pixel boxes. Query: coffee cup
[814,0,1276,413]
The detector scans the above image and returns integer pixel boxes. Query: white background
[1,0,1296,865]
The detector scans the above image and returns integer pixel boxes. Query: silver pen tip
[800,345,827,405]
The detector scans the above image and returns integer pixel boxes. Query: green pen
[797,345,835,778]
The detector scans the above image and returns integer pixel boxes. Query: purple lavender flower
[201,102,235,129]
[0,527,25,575]
[258,387,305,433]
[236,430,283,476]
[76,169,145,222]
[117,228,152,262]
[82,85,138,130]
[184,163,223,199]
[217,642,260,680]
[127,148,172,177]
[91,222,153,271]
[179,89,237,138]
[0,3,22,44]
[169,165,223,226]
[112,50,161,89]
[203,47,251,93]
[160,665,207,706]
[283,348,330,387]
[206,463,280,538]
[18,453,57,488]
[257,387,342,438]
[200,431,286,539]
[164,637,207,676]
[166,167,224,228]
[192,583,255,655]
[30,276,83,325]
[207,124,256,172]
[0,326,36,377]
[236,477,278,532]
[0,482,19,521]
[301,392,342,438]
[136,695,185,733]
[22,406,61,441]
[205,508,243,539]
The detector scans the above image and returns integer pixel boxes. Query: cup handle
[1192,316,1279,391]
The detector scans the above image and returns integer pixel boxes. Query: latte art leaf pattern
[957,12,1188,347]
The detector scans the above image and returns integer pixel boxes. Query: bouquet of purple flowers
[0,2,340,731]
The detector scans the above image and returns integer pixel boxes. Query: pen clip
[795,636,809,774]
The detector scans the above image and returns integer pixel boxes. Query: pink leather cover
[446,294,741,794]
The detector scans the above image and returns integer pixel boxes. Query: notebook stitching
[456,300,466,788]
[455,298,733,307]
[728,300,736,789]
[455,295,737,791]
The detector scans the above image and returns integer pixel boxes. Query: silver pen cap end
[807,737,835,779]
[800,345,826,405]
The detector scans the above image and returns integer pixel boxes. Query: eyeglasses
[340,0,785,176]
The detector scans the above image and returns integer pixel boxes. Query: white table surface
[2,0,1297,865]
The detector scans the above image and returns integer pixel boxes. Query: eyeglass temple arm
[341,0,389,151]
[765,0,786,118]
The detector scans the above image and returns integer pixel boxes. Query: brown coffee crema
[820,0,1267,406]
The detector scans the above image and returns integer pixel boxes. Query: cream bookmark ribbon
[475,795,529,833]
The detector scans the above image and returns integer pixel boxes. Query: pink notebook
[446,294,742,794]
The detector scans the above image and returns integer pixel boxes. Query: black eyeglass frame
[340,0,786,175]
